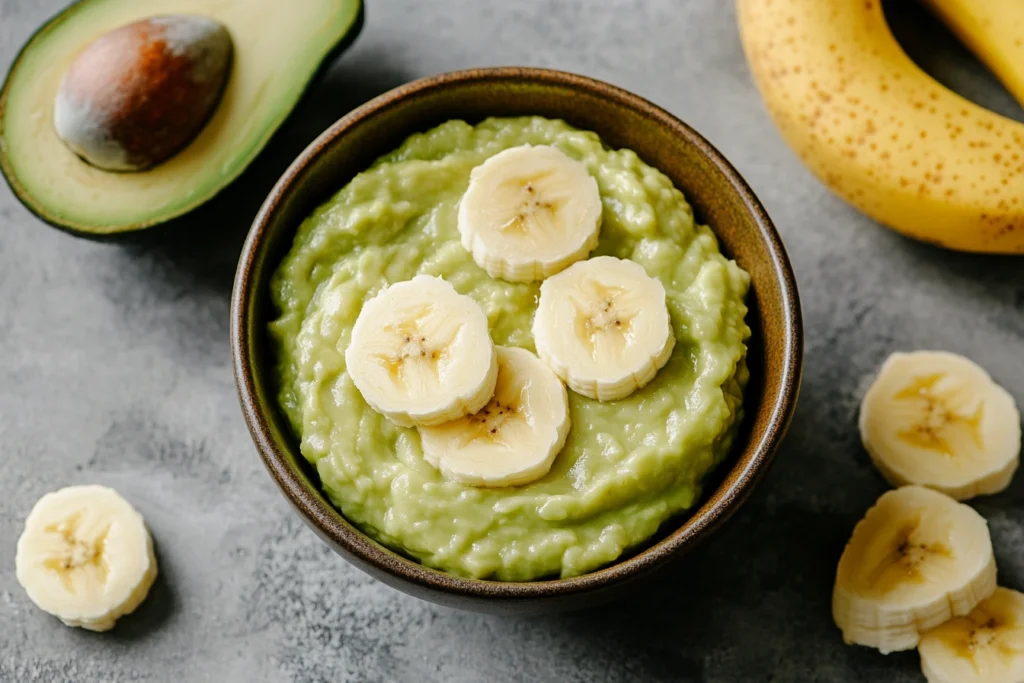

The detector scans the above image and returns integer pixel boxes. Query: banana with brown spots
[737,0,1024,253]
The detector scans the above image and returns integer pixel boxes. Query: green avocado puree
[269,117,750,580]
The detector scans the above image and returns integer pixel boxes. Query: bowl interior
[232,67,801,606]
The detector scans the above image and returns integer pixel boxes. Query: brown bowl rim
[230,66,802,602]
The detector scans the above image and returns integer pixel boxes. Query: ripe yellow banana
[923,0,1024,107]
[737,0,1024,254]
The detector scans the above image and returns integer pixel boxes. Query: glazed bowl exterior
[231,67,803,614]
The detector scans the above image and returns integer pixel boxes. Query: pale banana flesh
[860,351,1021,501]
[832,485,996,653]
[345,275,498,428]
[737,0,1024,253]
[15,485,157,632]
[457,144,602,282]
[418,346,570,487]
[533,255,674,401]
[919,587,1024,683]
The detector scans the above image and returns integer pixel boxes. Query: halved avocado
[0,0,363,237]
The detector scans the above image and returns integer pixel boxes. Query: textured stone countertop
[1,0,1022,681]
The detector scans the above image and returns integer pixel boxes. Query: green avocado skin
[0,0,364,240]
[269,117,752,581]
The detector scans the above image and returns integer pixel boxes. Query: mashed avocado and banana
[269,117,750,580]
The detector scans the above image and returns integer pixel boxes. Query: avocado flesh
[0,0,362,236]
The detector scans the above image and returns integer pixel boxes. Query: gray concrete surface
[1,0,1022,681]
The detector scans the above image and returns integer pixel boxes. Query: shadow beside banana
[738,0,1024,254]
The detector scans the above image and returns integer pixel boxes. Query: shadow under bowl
[230,67,803,615]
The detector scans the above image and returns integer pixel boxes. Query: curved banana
[737,0,1024,254]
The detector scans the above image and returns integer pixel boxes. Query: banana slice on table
[15,485,157,632]
[833,485,997,653]
[346,275,498,428]
[860,351,1021,501]
[533,255,675,401]
[919,587,1024,683]
[418,346,570,487]
[457,144,602,282]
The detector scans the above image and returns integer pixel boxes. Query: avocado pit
[53,15,232,172]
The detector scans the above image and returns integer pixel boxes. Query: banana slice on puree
[457,144,602,282]
[833,485,997,654]
[345,275,498,428]
[533,255,675,401]
[418,346,570,487]
[15,485,158,632]
[919,587,1024,683]
[860,351,1021,501]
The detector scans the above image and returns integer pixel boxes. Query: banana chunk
[533,256,674,401]
[346,275,498,428]
[457,144,602,282]
[418,346,570,487]
[919,587,1024,683]
[15,485,158,632]
[860,351,1021,501]
[833,486,997,654]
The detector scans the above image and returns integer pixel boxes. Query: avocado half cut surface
[0,0,364,237]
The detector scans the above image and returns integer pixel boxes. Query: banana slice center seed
[895,374,985,455]
[948,616,1018,659]
[458,391,527,449]
[866,522,954,596]
[968,621,999,651]
[41,514,111,591]
[499,180,565,238]
[571,281,638,360]
[371,308,461,387]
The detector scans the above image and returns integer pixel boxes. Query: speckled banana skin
[738,0,1024,254]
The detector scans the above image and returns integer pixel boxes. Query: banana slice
[919,587,1024,683]
[533,255,675,401]
[15,485,157,632]
[833,485,997,653]
[345,275,499,428]
[418,346,570,487]
[457,144,602,282]
[860,351,1021,501]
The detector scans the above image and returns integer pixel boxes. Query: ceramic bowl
[231,67,802,614]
